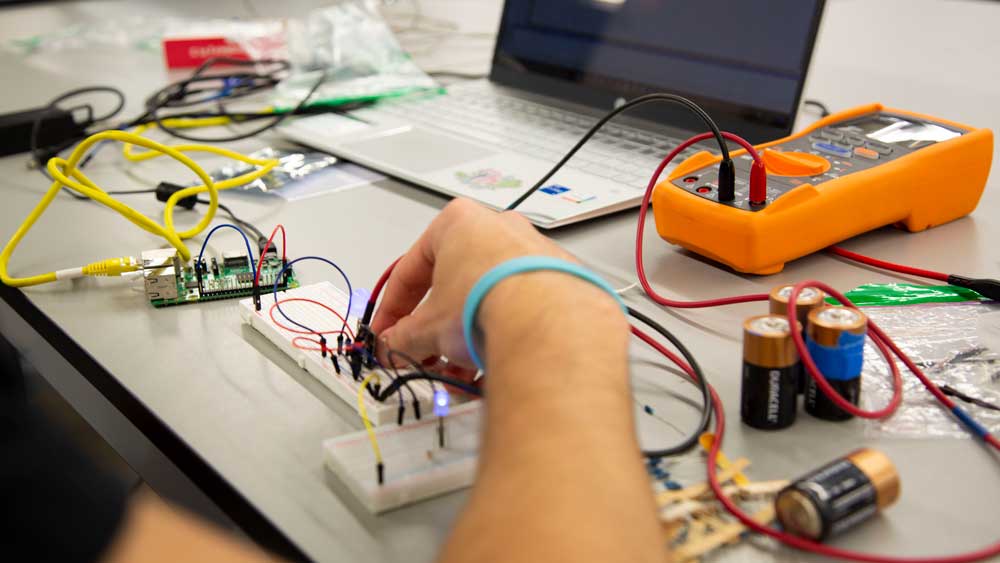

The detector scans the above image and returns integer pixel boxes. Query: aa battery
[776,448,900,541]
[804,306,867,421]
[741,315,798,430]
[769,285,825,393]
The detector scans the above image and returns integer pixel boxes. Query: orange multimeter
[651,103,994,275]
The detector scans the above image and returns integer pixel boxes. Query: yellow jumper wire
[0,126,278,288]
[357,372,385,468]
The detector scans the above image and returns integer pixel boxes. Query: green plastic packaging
[826,283,984,307]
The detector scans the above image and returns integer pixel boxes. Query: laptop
[281,0,826,228]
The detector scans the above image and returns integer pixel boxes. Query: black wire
[377,371,482,402]
[143,62,326,143]
[383,352,422,407]
[194,198,265,243]
[627,306,712,459]
[505,93,730,211]
[385,348,441,393]
[803,99,831,118]
[139,58,288,116]
[29,86,127,199]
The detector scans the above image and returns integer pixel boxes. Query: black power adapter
[0,106,87,158]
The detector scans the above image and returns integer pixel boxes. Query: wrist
[478,272,629,369]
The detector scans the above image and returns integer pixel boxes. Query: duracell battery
[741,315,798,430]
[804,306,867,421]
[769,285,825,393]
[776,448,900,541]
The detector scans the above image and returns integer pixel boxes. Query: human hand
[371,198,601,369]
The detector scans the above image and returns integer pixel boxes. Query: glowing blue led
[433,389,450,417]
[350,288,371,319]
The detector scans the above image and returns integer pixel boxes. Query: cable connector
[82,256,140,277]
[947,275,1000,302]
[355,321,376,368]
[748,159,768,206]
[155,181,197,210]
[716,158,736,202]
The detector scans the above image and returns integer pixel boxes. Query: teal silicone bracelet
[461,256,627,370]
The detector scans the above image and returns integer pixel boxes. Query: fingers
[370,199,481,334]
[377,305,443,367]
[370,231,436,334]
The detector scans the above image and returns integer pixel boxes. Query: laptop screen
[491,0,825,143]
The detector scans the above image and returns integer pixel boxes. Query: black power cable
[29,86,127,199]
[505,93,732,211]
[135,58,327,143]
[627,306,712,459]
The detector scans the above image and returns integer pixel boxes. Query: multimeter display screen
[847,116,961,147]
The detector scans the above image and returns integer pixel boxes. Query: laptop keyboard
[366,84,701,191]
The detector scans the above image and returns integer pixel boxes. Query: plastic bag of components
[860,302,1000,439]
[205,148,339,192]
[277,0,439,109]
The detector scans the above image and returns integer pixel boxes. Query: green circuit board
[147,254,298,308]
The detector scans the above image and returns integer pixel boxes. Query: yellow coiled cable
[0,124,278,288]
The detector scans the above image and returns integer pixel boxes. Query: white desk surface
[1,1,998,561]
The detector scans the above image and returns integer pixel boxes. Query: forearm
[438,274,664,563]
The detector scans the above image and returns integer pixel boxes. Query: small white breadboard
[240,282,484,512]
[239,282,438,425]
[323,401,482,513]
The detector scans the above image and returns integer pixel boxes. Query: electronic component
[141,249,180,301]
[769,284,825,393]
[322,401,482,513]
[0,105,86,158]
[222,249,249,268]
[741,315,798,430]
[147,250,297,308]
[775,448,900,541]
[653,104,993,274]
[805,306,867,421]
[238,282,448,424]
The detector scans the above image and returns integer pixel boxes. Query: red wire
[635,313,1000,561]
[828,246,950,282]
[635,132,770,308]
[698,286,1000,562]
[267,297,356,339]
[365,257,401,319]
[787,281,903,419]
[292,334,349,352]
[254,224,288,287]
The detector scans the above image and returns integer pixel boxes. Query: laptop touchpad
[343,128,496,173]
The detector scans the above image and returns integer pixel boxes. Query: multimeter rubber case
[651,103,994,274]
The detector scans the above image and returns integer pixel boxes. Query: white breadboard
[239,281,439,425]
[323,401,482,513]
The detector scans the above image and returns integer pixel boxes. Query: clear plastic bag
[277,0,438,108]
[860,302,1000,439]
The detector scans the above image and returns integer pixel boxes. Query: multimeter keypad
[670,112,964,211]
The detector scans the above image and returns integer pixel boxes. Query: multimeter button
[845,135,865,146]
[762,149,831,176]
[812,142,852,158]
[819,129,844,141]
[853,147,879,160]
[865,140,893,155]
